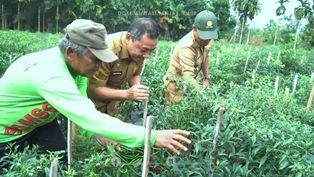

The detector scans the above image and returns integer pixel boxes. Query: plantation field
[0,30,314,176]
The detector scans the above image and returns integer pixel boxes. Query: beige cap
[64,19,117,62]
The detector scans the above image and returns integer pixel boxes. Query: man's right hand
[127,85,149,102]
[155,129,191,155]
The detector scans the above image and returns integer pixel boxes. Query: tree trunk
[37,7,41,32]
[1,4,4,29]
[246,28,251,45]
[56,1,59,33]
[42,13,45,32]
[239,18,245,44]
[17,2,20,30]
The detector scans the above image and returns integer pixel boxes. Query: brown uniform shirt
[164,31,212,103]
[89,32,144,115]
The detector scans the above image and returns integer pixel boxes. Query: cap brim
[89,48,118,62]
[197,29,218,40]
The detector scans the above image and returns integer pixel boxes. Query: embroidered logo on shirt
[111,71,122,76]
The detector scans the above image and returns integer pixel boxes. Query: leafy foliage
[0,29,314,176]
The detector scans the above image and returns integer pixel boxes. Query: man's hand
[155,129,191,155]
[127,85,149,102]
[203,77,209,88]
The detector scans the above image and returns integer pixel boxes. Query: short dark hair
[128,17,159,41]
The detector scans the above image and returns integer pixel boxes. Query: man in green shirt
[164,10,218,103]
[0,19,191,164]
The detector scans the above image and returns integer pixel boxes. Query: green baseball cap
[194,10,218,40]
[64,19,117,62]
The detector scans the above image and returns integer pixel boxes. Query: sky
[248,0,303,28]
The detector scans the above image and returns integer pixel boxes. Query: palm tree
[232,0,261,43]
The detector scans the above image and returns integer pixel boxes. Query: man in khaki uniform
[88,18,158,116]
[164,10,218,103]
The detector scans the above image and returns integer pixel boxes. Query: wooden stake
[243,47,251,73]
[49,159,58,177]
[140,60,147,76]
[274,76,280,95]
[306,85,314,112]
[267,52,271,65]
[230,27,238,43]
[67,120,72,169]
[292,74,298,95]
[143,99,148,126]
[255,60,260,72]
[215,52,220,66]
[211,107,225,166]
[141,115,153,177]
[252,69,256,85]
[276,51,281,61]
[310,72,314,82]
[153,48,159,66]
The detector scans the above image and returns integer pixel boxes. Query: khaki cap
[64,19,117,62]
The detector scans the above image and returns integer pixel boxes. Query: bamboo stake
[311,72,314,82]
[141,115,153,177]
[255,60,260,72]
[267,52,271,65]
[274,76,280,95]
[252,69,256,85]
[143,99,148,126]
[153,48,159,66]
[211,107,225,166]
[140,60,147,77]
[243,47,251,73]
[292,74,298,95]
[215,52,220,66]
[276,51,281,61]
[230,27,238,43]
[49,159,58,177]
[306,85,314,112]
[67,120,72,169]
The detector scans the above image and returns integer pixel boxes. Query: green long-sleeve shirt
[0,47,156,147]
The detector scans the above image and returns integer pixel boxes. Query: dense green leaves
[0,30,314,176]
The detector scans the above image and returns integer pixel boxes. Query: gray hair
[59,35,88,57]
[128,17,159,41]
